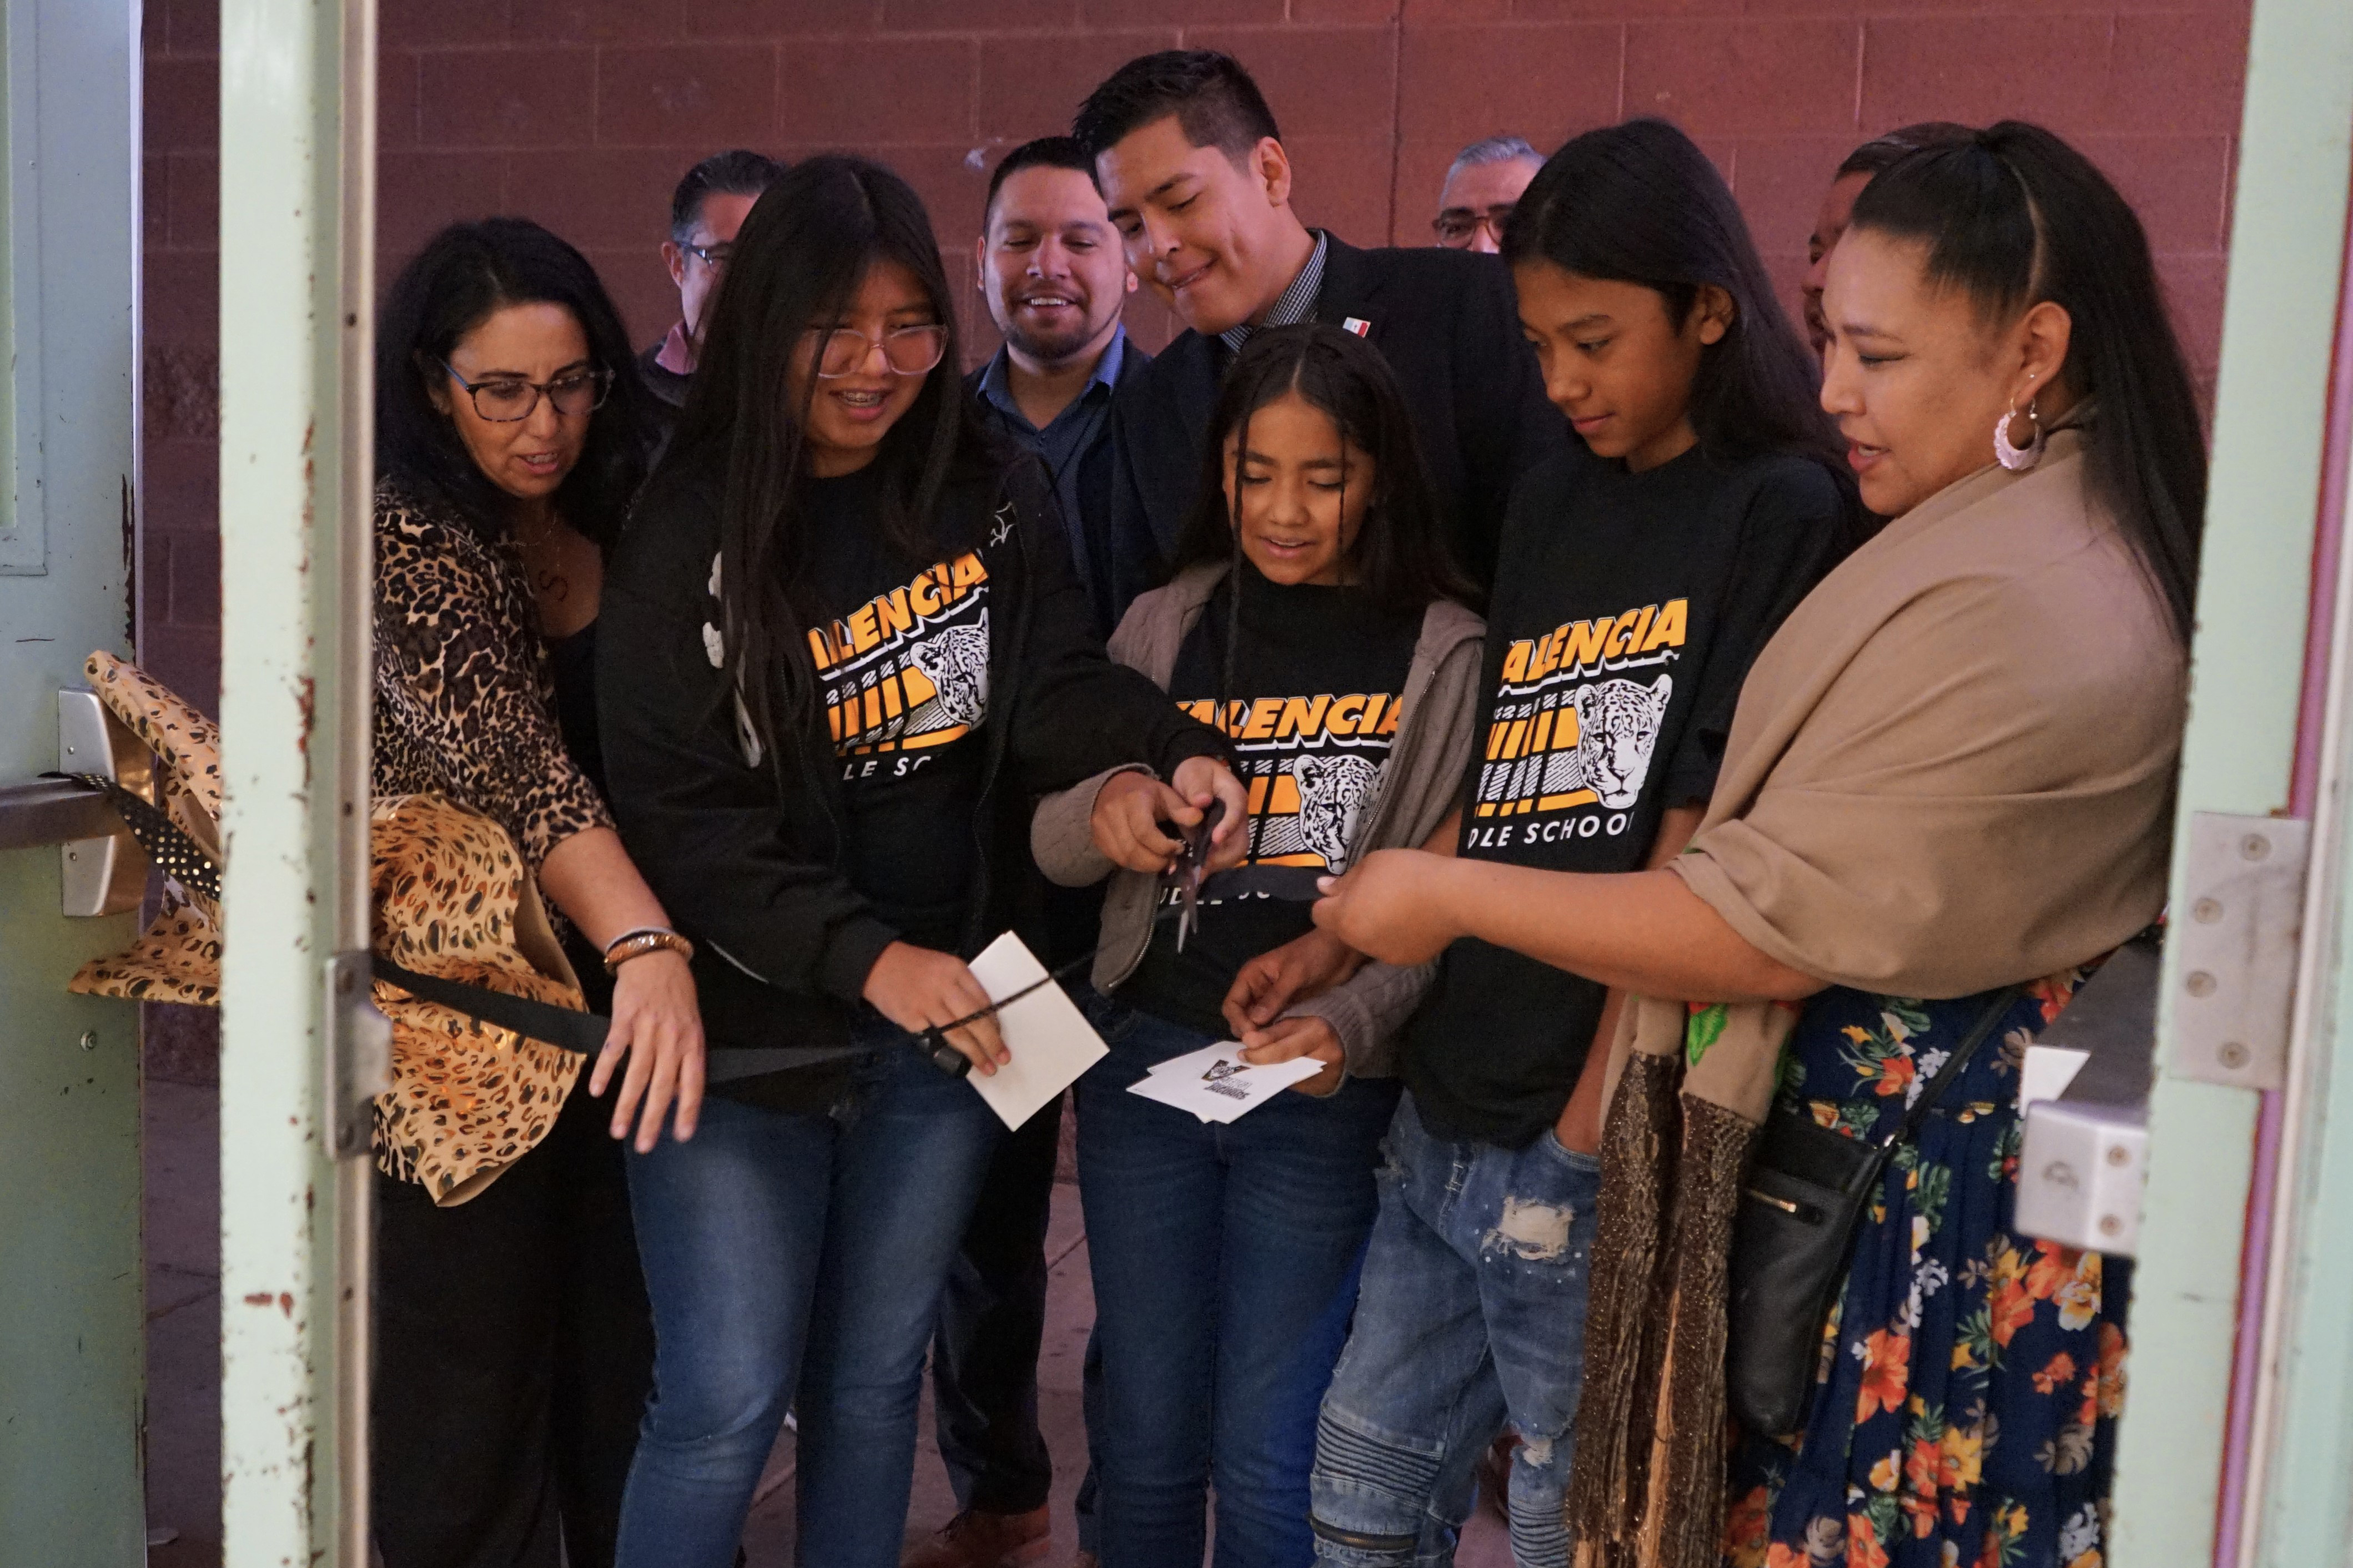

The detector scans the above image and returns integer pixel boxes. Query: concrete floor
[142,1078,1513,1566]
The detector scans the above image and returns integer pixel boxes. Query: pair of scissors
[1159,798,1227,953]
[918,800,1231,1078]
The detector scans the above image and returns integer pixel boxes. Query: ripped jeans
[1310,1093,1601,1568]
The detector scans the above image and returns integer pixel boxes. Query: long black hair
[673,154,984,750]
[1173,322,1471,616]
[1502,118,1844,473]
[375,217,647,548]
[1849,122,2206,642]
[1170,323,1471,741]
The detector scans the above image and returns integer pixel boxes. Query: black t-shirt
[802,467,992,951]
[1404,445,1850,1147]
[546,619,604,794]
[1123,564,1421,1037]
[544,619,614,1011]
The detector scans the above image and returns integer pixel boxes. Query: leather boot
[900,1507,1052,1568]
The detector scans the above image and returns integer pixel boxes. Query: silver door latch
[323,952,393,1159]
[2015,935,2159,1257]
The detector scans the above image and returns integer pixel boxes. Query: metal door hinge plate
[324,952,393,1159]
[2171,811,2311,1091]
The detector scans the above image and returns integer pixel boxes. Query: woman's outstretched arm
[1311,846,1823,1004]
[538,826,705,1153]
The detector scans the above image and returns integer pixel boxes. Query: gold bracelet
[602,927,695,975]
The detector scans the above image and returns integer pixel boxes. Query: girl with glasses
[371,217,702,1568]
[595,154,1245,1567]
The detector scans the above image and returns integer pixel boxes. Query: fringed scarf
[1566,431,2185,1567]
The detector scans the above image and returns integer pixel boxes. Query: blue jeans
[1077,995,1401,1568]
[614,1026,1000,1568]
[1310,1092,1602,1568]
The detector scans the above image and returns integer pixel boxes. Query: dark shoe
[901,1508,1052,1568]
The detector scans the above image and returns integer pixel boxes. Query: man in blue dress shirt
[966,136,1150,640]
[909,137,1148,1568]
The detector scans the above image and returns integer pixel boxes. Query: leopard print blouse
[373,480,611,870]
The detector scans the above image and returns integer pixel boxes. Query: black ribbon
[52,769,1322,1086]
[46,772,221,903]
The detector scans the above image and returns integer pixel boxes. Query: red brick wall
[142,0,2249,708]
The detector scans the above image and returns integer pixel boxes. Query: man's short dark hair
[1072,50,1280,166]
[983,136,1096,226]
[1835,122,1974,181]
[669,149,786,242]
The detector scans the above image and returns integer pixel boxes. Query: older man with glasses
[639,149,785,414]
[1430,134,1545,254]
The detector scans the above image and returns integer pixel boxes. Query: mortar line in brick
[1850,18,1864,132]
[1382,16,1403,246]
[1614,23,1627,122]
[2218,132,2235,254]
[2108,12,2121,127]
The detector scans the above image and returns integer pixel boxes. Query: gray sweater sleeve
[1031,763,1149,888]
[1029,591,1186,888]
[1287,959,1438,1077]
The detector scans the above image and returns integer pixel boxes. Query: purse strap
[53,767,1190,1087]
[1877,983,2027,1153]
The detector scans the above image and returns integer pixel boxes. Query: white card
[2018,1043,2090,1112]
[962,931,1108,1131]
[1125,1041,1328,1123]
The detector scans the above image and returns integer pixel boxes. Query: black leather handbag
[1724,984,2023,1437]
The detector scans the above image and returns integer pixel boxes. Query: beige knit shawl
[1569,430,2186,1567]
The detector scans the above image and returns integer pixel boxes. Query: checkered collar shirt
[1218,230,1329,355]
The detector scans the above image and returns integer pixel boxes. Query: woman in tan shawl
[1312,123,2205,1568]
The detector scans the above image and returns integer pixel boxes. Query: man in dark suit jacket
[1077,49,1566,617]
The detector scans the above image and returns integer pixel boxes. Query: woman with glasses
[371,216,705,1568]
[594,155,1243,1567]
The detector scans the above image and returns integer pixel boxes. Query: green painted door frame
[2242,412,2353,1563]
[217,0,375,1561]
[190,0,2353,1556]
[0,2,143,1561]
[2111,0,2353,1559]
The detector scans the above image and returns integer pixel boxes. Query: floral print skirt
[1723,976,2129,1568]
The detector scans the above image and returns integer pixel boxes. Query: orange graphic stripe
[807,551,989,670]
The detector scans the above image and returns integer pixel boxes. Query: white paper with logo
[1125,1041,1326,1123]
